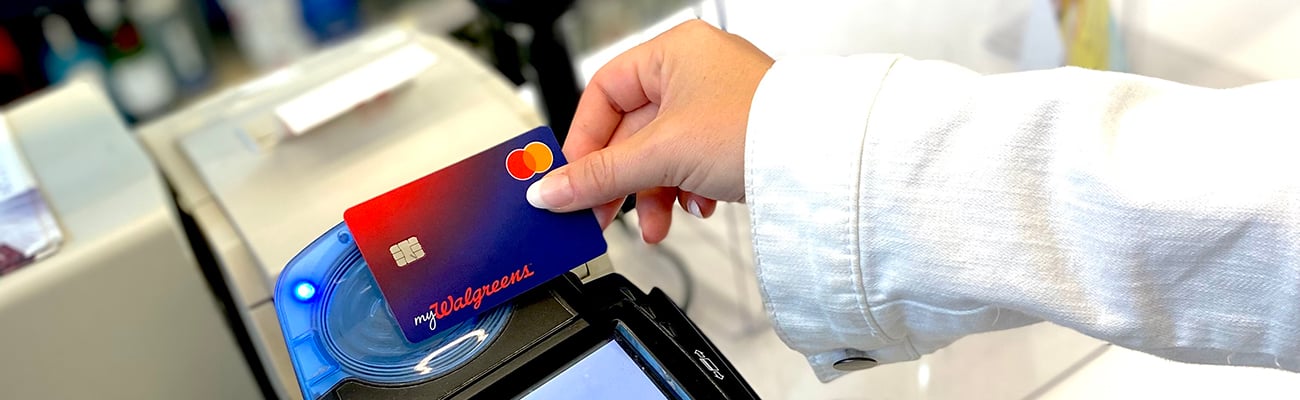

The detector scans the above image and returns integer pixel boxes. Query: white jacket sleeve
[744,54,1300,381]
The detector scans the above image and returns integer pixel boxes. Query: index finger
[563,40,665,162]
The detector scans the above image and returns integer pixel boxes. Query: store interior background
[1,0,1298,399]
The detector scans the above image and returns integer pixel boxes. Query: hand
[525,20,774,243]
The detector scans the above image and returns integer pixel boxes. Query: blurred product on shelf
[300,0,361,44]
[0,26,29,103]
[126,0,215,94]
[86,0,176,120]
[1016,0,1128,72]
[39,13,104,85]
[217,0,315,70]
[0,1,199,120]
[0,0,682,125]
[1058,0,1127,71]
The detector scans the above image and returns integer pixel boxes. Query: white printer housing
[0,82,261,399]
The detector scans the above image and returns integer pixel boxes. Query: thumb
[527,134,670,213]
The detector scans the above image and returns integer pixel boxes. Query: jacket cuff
[744,54,910,381]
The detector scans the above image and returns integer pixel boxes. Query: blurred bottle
[218,0,314,70]
[0,26,30,103]
[126,0,214,93]
[40,13,105,85]
[300,0,361,44]
[86,0,176,121]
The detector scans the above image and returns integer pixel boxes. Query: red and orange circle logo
[505,141,554,180]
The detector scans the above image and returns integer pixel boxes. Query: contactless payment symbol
[505,141,554,180]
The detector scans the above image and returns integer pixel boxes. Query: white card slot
[273,44,438,136]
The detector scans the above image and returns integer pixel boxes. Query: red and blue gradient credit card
[344,126,606,343]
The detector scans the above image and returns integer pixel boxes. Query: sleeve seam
[848,56,914,355]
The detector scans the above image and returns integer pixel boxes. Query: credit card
[344,126,607,343]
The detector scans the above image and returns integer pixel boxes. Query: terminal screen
[517,340,669,400]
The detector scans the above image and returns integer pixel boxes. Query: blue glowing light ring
[309,247,512,385]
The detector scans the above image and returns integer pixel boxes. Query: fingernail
[526,173,573,209]
[687,199,703,219]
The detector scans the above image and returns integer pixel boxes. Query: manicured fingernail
[687,199,703,219]
[526,173,573,209]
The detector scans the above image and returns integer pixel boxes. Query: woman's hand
[526,20,774,243]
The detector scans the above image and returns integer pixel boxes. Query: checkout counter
[138,27,610,399]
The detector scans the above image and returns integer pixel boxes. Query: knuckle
[581,150,620,198]
[642,130,685,187]
[671,19,713,37]
[681,19,709,30]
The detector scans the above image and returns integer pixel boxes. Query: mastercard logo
[505,141,554,180]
